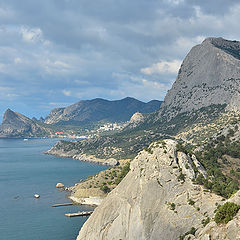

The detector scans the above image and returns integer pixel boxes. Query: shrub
[178,169,186,182]
[169,202,176,210]
[202,217,210,226]
[100,185,111,193]
[115,162,130,185]
[214,202,240,224]
[188,199,195,206]
[179,227,197,240]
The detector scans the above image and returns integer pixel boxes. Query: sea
[0,138,108,240]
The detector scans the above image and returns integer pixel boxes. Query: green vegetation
[201,217,210,227]
[179,227,197,240]
[100,184,111,193]
[177,168,186,182]
[188,199,195,206]
[168,202,176,211]
[214,202,240,224]
[194,137,240,198]
[115,162,130,185]
[144,146,153,154]
[176,143,194,156]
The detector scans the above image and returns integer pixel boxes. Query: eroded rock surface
[77,140,224,240]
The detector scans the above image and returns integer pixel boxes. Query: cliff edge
[76,139,239,240]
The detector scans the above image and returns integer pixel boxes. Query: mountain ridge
[44,97,162,125]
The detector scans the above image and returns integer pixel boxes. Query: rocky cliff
[44,97,162,125]
[159,37,240,119]
[0,109,52,138]
[76,139,240,240]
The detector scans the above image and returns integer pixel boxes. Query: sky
[1,0,240,120]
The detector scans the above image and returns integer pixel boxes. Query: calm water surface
[0,138,108,240]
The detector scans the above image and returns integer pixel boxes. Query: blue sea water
[0,138,108,240]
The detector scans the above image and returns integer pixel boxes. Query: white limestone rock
[76,139,223,240]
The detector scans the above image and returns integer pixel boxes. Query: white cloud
[0,87,19,100]
[20,26,43,43]
[141,59,182,75]
[14,57,22,64]
[62,89,72,96]
[166,0,184,5]
[175,36,205,53]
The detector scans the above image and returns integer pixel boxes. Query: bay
[0,138,108,240]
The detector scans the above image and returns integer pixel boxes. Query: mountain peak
[0,108,51,138]
[159,37,240,119]
[2,108,17,123]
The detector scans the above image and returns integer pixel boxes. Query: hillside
[44,97,162,125]
[77,140,240,240]
[50,38,240,159]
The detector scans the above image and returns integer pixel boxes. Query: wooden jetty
[52,203,74,207]
[65,211,94,217]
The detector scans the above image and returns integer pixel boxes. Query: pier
[65,211,94,217]
[52,203,74,207]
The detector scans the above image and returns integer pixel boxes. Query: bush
[115,162,130,185]
[169,202,176,210]
[214,202,240,224]
[100,185,111,193]
[179,227,197,240]
[202,217,210,227]
[188,199,195,206]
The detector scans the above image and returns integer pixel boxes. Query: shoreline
[45,149,119,166]
[69,196,104,206]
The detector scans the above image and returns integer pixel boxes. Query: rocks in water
[56,183,65,188]
[34,194,40,198]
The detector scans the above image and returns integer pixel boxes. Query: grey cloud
[0,0,240,119]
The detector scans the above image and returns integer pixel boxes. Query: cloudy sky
[0,0,240,119]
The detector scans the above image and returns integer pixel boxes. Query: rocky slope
[76,139,239,240]
[0,109,52,138]
[77,139,240,240]
[159,37,240,119]
[44,97,162,125]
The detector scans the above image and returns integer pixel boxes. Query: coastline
[45,146,119,166]
[69,196,104,206]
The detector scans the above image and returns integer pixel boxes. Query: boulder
[56,182,65,188]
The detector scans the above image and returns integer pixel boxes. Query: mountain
[158,37,240,119]
[44,97,162,125]
[48,37,240,159]
[77,140,240,240]
[47,37,240,239]
[0,109,52,138]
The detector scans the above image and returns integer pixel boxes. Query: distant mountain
[0,109,52,138]
[44,97,162,125]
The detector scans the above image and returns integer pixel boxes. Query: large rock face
[77,140,224,240]
[0,109,51,138]
[44,97,162,125]
[159,37,240,119]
